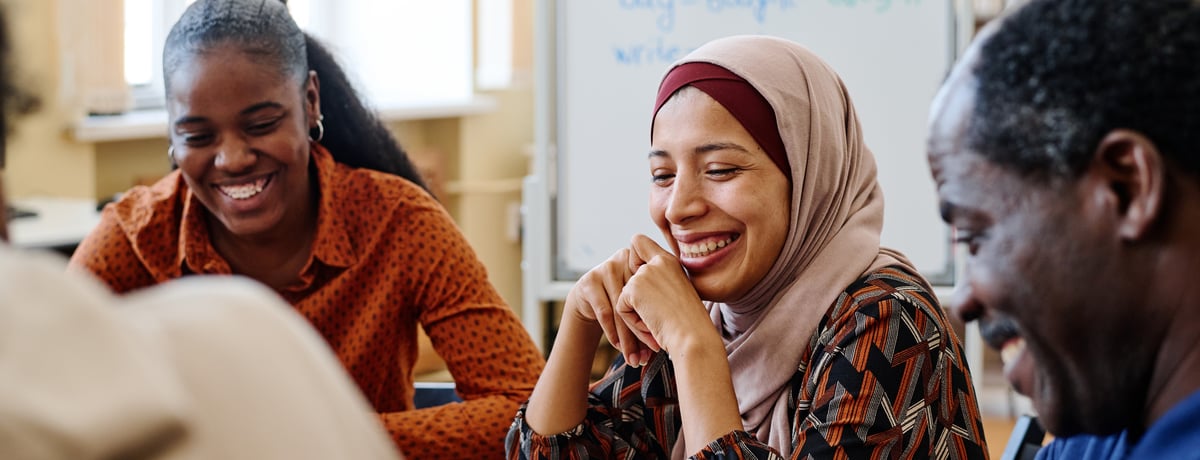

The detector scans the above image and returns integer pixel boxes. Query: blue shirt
[1036,432,1128,460]
[1036,389,1200,460]
[1128,388,1200,459]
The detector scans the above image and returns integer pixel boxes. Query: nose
[663,173,706,225]
[949,281,984,324]
[214,135,256,173]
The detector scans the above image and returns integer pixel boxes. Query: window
[476,0,514,90]
[301,1,472,107]
[123,0,472,111]
[123,0,188,108]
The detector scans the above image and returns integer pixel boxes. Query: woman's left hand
[615,235,719,355]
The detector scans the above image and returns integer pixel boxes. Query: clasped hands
[565,234,714,367]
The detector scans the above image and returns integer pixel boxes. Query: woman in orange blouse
[68,0,544,458]
[509,36,988,459]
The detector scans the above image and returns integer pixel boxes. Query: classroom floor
[983,415,1018,459]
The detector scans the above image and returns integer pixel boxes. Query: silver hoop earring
[167,145,175,159]
[310,114,325,143]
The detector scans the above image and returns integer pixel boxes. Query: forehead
[166,45,299,108]
[928,63,977,172]
[927,70,1027,216]
[653,89,749,143]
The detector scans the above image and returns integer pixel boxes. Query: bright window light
[477,0,513,89]
[125,0,470,109]
[124,0,154,86]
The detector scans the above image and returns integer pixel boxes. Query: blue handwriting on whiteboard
[617,0,801,32]
[827,0,922,13]
[705,0,797,24]
[613,36,695,66]
[617,0,920,31]
[618,0,679,32]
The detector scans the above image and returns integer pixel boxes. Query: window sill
[71,95,498,143]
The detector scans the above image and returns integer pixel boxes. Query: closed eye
[181,132,214,147]
[247,118,283,135]
[953,229,986,255]
[706,167,741,178]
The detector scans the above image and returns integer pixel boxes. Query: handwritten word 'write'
[612,36,694,66]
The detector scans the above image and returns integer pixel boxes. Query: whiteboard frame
[522,0,976,352]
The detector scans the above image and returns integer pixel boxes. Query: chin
[694,287,732,303]
[218,216,278,239]
[1033,380,1129,437]
[693,285,725,303]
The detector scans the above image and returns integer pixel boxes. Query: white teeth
[680,236,734,258]
[218,176,268,200]
[1000,337,1025,366]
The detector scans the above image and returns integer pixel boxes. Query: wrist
[666,326,725,365]
[669,326,741,454]
[559,309,604,343]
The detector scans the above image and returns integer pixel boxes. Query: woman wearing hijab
[507,36,988,459]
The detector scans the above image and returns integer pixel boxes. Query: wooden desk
[8,197,101,252]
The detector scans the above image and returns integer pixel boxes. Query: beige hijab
[657,35,918,458]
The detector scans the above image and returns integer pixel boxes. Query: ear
[305,70,321,126]
[1087,129,1164,240]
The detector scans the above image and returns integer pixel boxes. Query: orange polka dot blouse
[68,145,546,459]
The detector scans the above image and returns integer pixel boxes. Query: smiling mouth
[678,234,739,258]
[216,174,272,200]
[1000,337,1025,366]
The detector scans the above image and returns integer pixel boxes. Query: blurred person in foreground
[0,2,401,458]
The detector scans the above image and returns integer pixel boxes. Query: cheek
[648,187,669,230]
[759,179,791,255]
[970,230,1047,324]
[261,133,308,159]
[174,150,212,183]
[647,188,683,255]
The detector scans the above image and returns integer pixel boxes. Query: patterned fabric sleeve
[68,188,169,293]
[506,353,679,460]
[791,267,989,459]
[692,431,785,460]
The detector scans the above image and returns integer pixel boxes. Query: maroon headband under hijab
[652,61,790,178]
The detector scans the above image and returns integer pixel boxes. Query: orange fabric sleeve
[376,200,544,459]
[68,205,157,294]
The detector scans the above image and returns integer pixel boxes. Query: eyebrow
[647,142,751,159]
[172,101,286,127]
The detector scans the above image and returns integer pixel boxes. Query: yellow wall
[5,0,96,199]
[4,0,536,314]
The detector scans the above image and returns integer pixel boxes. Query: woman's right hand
[565,248,657,367]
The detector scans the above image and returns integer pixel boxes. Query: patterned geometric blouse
[507,266,989,459]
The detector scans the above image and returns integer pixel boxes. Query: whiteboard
[552,0,959,282]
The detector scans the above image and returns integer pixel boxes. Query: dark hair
[162,0,426,189]
[968,0,1200,182]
